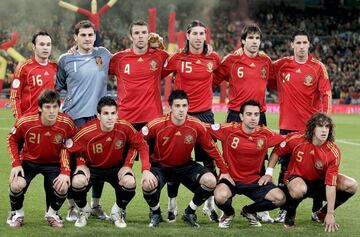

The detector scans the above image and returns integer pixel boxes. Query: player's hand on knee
[324,213,339,232]
[53,174,70,194]
[9,166,24,183]
[219,173,235,186]
[75,165,90,181]
[258,175,273,186]
[141,170,157,190]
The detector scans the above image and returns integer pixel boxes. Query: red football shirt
[213,52,273,112]
[273,133,340,186]
[273,54,332,131]
[209,122,284,183]
[162,52,221,113]
[142,114,228,173]
[66,119,150,171]
[10,57,57,119]
[109,48,169,123]
[7,112,76,175]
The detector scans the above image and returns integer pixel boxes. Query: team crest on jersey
[184,134,194,144]
[95,56,103,66]
[260,66,267,79]
[53,134,63,144]
[149,60,158,71]
[257,138,265,150]
[314,159,323,170]
[206,62,214,72]
[115,139,123,149]
[304,75,313,86]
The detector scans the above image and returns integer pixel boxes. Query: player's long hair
[305,112,335,142]
[183,20,208,55]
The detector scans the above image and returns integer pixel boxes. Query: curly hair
[305,112,335,142]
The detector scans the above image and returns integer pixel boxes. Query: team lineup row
[6,18,356,232]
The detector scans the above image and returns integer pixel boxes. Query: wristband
[265,167,274,176]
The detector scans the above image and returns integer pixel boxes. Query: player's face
[240,105,260,131]
[74,28,96,52]
[187,26,206,51]
[291,35,310,58]
[171,99,188,124]
[313,122,330,144]
[98,105,118,131]
[242,32,260,55]
[39,102,59,125]
[131,25,149,50]
[33,35,52,60]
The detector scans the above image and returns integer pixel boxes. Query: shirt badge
[304,75,313,86]
[207,62,214,72]
[12,79,20,88]
[53,134,63,144]
[141,126,149,136]
[184,134,194,144]
[257,138,265,150]
[115,139,123,149]
[149,60,158,71]
[95,56,103,66]
[314,159,323,170]
[260,66,267,79]
[65,138,73,148]
[211,124,220,131]
[11,127,16,134]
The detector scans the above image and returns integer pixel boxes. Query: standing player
[10,31,57,119]
[209,100,285,228]
[141,90,232,228]
[213,23,274,223]
[161,20,221,222]
[56,20,112,222]
[66,96,152,228]
[273,29,332,222]
[6,89,76,228]
[264,113,357,231]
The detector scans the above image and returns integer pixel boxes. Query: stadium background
[0,0,359,236]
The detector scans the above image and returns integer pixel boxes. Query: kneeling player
[7,89,76,228]
[66,96,151,228]
[141,90,232,228]
[209,100,286,228]
[266,113,358,232]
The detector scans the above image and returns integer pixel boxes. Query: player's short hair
[168,90,189,106]
[129,20,148,36]
[305,112,335,142]
[291,29,310,42]
[74,20,95,35]
[31,31,52,45]
[97,96,118,113]
[239,99,261,114]
[240,23,262,46]
[184,20,208,55]
[38,89,61,108]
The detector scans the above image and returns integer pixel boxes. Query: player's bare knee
[273,189,286,206]
[72,174,87,189]
[214,185,231,204]
[345,177,358,194]
[289,185,307,199]
[199,172,216,189]
[119,175,136,189]
[10,178,26,193]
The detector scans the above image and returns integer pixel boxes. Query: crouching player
[7,89,77,228]
[209,100,286,228]
[66,96,151,228]
[265,112,357,232]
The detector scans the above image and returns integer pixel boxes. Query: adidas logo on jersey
[44,71,50,76]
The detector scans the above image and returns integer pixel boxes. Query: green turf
[0,109,359,237]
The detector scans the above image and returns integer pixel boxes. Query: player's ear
[239,113,244,121]
[97,113,101,120]
[38,106,42,113]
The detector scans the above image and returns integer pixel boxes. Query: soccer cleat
[202,206,219,222]
[66,206,79,222]
[256,211,274,223]
[166,210,176,223]
[182,212,200,228]
[111,209,127,228]
[7,211,24,228]
[274,209,287,223]
[91,205,110,220]
[74,210,90,228]
[45,212,64,228]
[241,208,262,227]
[283,210,296,228]
[148,212,163,228]
[313,210,326,223]
[218,212,234,228]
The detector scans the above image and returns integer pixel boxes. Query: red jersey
[142,114,228,173]
[66,119,150,171]
[109,48,169,123]
[10,57,57,119]
[273,54,332,131]
[7,112,76,175]
[213,52,273,112]
[209,122,284,184]
[162,52,221,113]
[272,133,340,186]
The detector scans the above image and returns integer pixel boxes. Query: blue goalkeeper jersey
[56,47,112,120]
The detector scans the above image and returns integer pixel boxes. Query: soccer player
[273,29,332,222]
[10,31,57,119]
[56,20,112,222]
[6,89,76,228]
[141,90,232,228]
[213,23,274,223]
[65,96,152,228]
[208,100,285,228]
[161,20,221,222]
[264,113,357,232]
